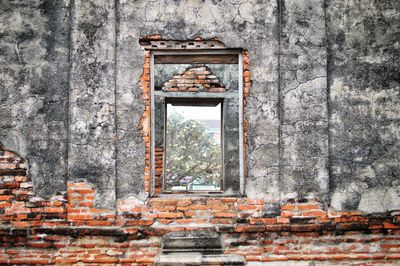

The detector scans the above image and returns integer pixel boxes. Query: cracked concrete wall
[68,0,117,208]
[0,1,70,197]
[0,0,399,212]
[280,0,329,203]
[327,0,400,212]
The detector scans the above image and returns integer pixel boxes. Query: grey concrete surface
[0,0,398,212]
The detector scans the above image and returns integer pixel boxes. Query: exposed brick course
[162,65,225,92]
[1,145,400,264]
[140,50,152,193]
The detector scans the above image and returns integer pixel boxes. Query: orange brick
[68,213,94,220]
[92,256,118,264]
[44,207,65,213]
[14,176,28,182]
[211,218,233,224]
[214,212,236,218]
[221,198,237,203]
[281,204,296,211]
[210,204,229,211]
[175,219,195,224]
[74,189,94,195]
[238,205,257,211]
[135,256,154,263]
[10,259,49,265]
[125,219,154,226]
[68,195,84,201]
[207,199,222,205]
[190,205,209,210]
[86,220,113,226]
[12,221,42,228]
[303,210,327,217]
[151,205,176,211]
[159,219,173,224]
[84,195,95,201]
[0,201,11,208]
[236,225,265,232]
[298,204,321,211]
[184,211,195,217]
[281,211,294,217]
[13,214,28,220]
[261,218,277,224]
[78,202,93,207]
[383,222,399,229]
[246,199,264,205]
[150,199,177,207]
[67,182,89,189]
[158,212,183,219]
[26,241,53,249]
[277,217,290,224]
[243,55,250,65]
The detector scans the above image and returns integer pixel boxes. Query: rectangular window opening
[164,102,223,192]
[150,50,244,196]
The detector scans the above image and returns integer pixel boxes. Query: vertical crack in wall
[66,0,75,194]
[113,0,119,207]
[324,0,332,205]
[113,0,120,213]
[67,0,75,187]
[277,0,283,205]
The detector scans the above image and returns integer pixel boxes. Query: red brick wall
[154,146,164,194]
[140,50,151,193]
[162,65,225,92]
[243,50,251,182]
[1,145,400,264]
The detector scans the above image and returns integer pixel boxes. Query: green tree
[166,111,221,190]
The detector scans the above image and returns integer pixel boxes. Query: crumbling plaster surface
[279,0,329,203]
[0,0,399,212]
[68,0,117,208]
[327,0,400,212]
[0,1,70,197]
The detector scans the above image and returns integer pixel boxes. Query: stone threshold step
[155,252,245,266]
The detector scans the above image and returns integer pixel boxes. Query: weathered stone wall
[0,1,70,199]
[1,0,399,213]
[68,0,117,208]
[327,0,400,212]
[279,0,329,203]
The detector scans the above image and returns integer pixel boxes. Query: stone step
[155,252,246,266]
[162,230,222,253]
[157,230,245,265]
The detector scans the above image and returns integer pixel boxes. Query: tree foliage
[165,111,221,190]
